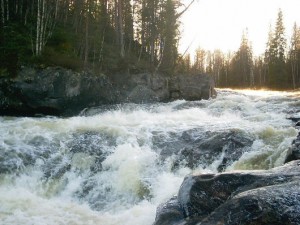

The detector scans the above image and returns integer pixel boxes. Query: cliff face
[0,67,216,116]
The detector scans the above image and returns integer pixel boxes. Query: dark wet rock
[0,67,216,116]
[172,101,207,111]
[285,112,300,163]
[191,181,300,225]
[79,104,131,116]
[171,129,254,172]
[153,160,300,225]
[0,67,116,116]
[153,196,184,225]
[152,130,202,161]
[285,132,300,163]
[287,116,300,123]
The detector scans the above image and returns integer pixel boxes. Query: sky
[179,0,300,57]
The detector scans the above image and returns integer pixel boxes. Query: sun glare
[180,0,300,56]
[218,88,300,98]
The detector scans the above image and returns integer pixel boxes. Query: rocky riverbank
[0,67,216,117]
[154,117,300,225]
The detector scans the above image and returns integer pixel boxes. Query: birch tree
[34,0,57,56]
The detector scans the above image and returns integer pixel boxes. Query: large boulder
[173,129,254,171]
[0,67,116,116]
[154,196,184,225]
[285,132,300,163]
[154,160,300,225]
[170,74,216,100]
[0,67,216,116]
[178,74,216,100]
[153,128,254,172]
[285,116,300,163]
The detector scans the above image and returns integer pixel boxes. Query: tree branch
[176,0,196,19]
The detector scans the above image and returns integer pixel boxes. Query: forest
[1,1,300,90]
[182,9,300,90]
[0,0,188,75]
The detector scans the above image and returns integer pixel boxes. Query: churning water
[0,89,299,225]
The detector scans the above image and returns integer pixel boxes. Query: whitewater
[0,89,299,225]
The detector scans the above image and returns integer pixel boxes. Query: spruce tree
[159,0,179,74]
[289,22,300,89]
[229,30,253,87]
[269,9,287,88]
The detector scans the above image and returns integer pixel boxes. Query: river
[0,89,299,225]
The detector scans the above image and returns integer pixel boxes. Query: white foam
[0,89,299,225]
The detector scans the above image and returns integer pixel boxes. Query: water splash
[0,89,299,225]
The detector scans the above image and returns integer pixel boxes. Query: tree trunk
[84,0,89,67]
[39,0,45,55]
[291,55,296,89]
[24,3,29,25]
[36,0,41,55]
[55,0,59,20]
[1,0,4,24]
[5,0,8,21]
[118,0,124,58]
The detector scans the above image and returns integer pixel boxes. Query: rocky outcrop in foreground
[154,160,300,225]
[154,119,300,225]
[0,67,216,116]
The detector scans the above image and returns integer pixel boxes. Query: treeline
[1,3,299,90]
[179,9,300,90]
[0,0,195,76]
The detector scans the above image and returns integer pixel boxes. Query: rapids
[0,89,299,225]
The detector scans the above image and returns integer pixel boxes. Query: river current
[0,89,299,225]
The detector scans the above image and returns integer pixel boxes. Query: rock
[178,74,216,100]
[285,132,300,163]
[153,160,300,225]
[287,115,300,123]
[0,67,216,116]
[193,181,300,225]
[127,85,158,103]
[153,196,184,225]
[170,74,216,101]
[170,129,254,172]
[0,67,116,116]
